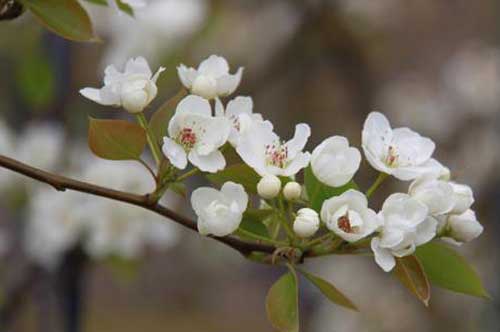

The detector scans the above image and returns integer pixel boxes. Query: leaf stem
[366,172,389,198]
[136,113,162,167]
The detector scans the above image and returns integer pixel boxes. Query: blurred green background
[1,0,499,331]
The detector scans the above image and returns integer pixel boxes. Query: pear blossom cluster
[80,54,483,273]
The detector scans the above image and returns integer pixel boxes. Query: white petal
[99,85,122,105]
[285,123,311,158]
[215,97,225,117]
[392,128,435,165]
[379,228,405,248]
[188,150,226,173]
[151,67,166,83]
[198,55,230,78]
[124,56,152,77]
[449,182,474,214]
[225,96,253,117]
[448,209,483,243]
[381,193,429,229]
[103,64,123,86]
[282,152,311,177]
[191,187,220,215]
[362,112,392,162]
[371,237,396,272]
[162,138,187,170]
[177,64,198,89]
[80,88,104,104]
[198,116,231,151]
[409,177,454,215]
[216,67,243,96]
[415,217,438,246]
[175,95,212,117]
[221,182,248,212]
[363,147,393,175]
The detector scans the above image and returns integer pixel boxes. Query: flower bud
[192,75,218,99]
[447,209,483,243]
[293,208,320,238]
[283,182,301,201]
[257,175,281,199]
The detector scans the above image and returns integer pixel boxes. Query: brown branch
[0,154,275,256]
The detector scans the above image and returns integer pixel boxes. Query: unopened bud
[257,175,281,199]
[293,208,320,238]
[283,181,301,201]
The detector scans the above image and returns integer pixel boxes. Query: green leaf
[393,255,430,306]
[236,209,273,240]
[149,89,188,145]
[298,269,358,311]
[266,266,299,332]
[304,165,358,212]
[415,242,489,298]
[83,0,134,16]
[88,118,147,160]
[21,0,97,42]
[206,163,260,194]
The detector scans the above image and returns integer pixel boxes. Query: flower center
[385,145,399,167]
[177,127,197,150]
[337,215,353,233]
[265,142,288,168]
[206,200,229,218]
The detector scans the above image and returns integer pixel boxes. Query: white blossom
[408,175,455,216]
[371,193,436,272]
[80,56,165,113]
[236,121,311,177]
[442,209,483,245]
[178,55,243,99]
[257,174,282,199]
[162,95,230,173]
[215,96,272,147]
[362,112,437,181]
[283,181,302,201]
[191,182,248,236]
[293,208,320,238]
[311,136,361,187]
[321,189,379,242]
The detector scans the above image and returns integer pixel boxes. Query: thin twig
[0,154,274,256]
